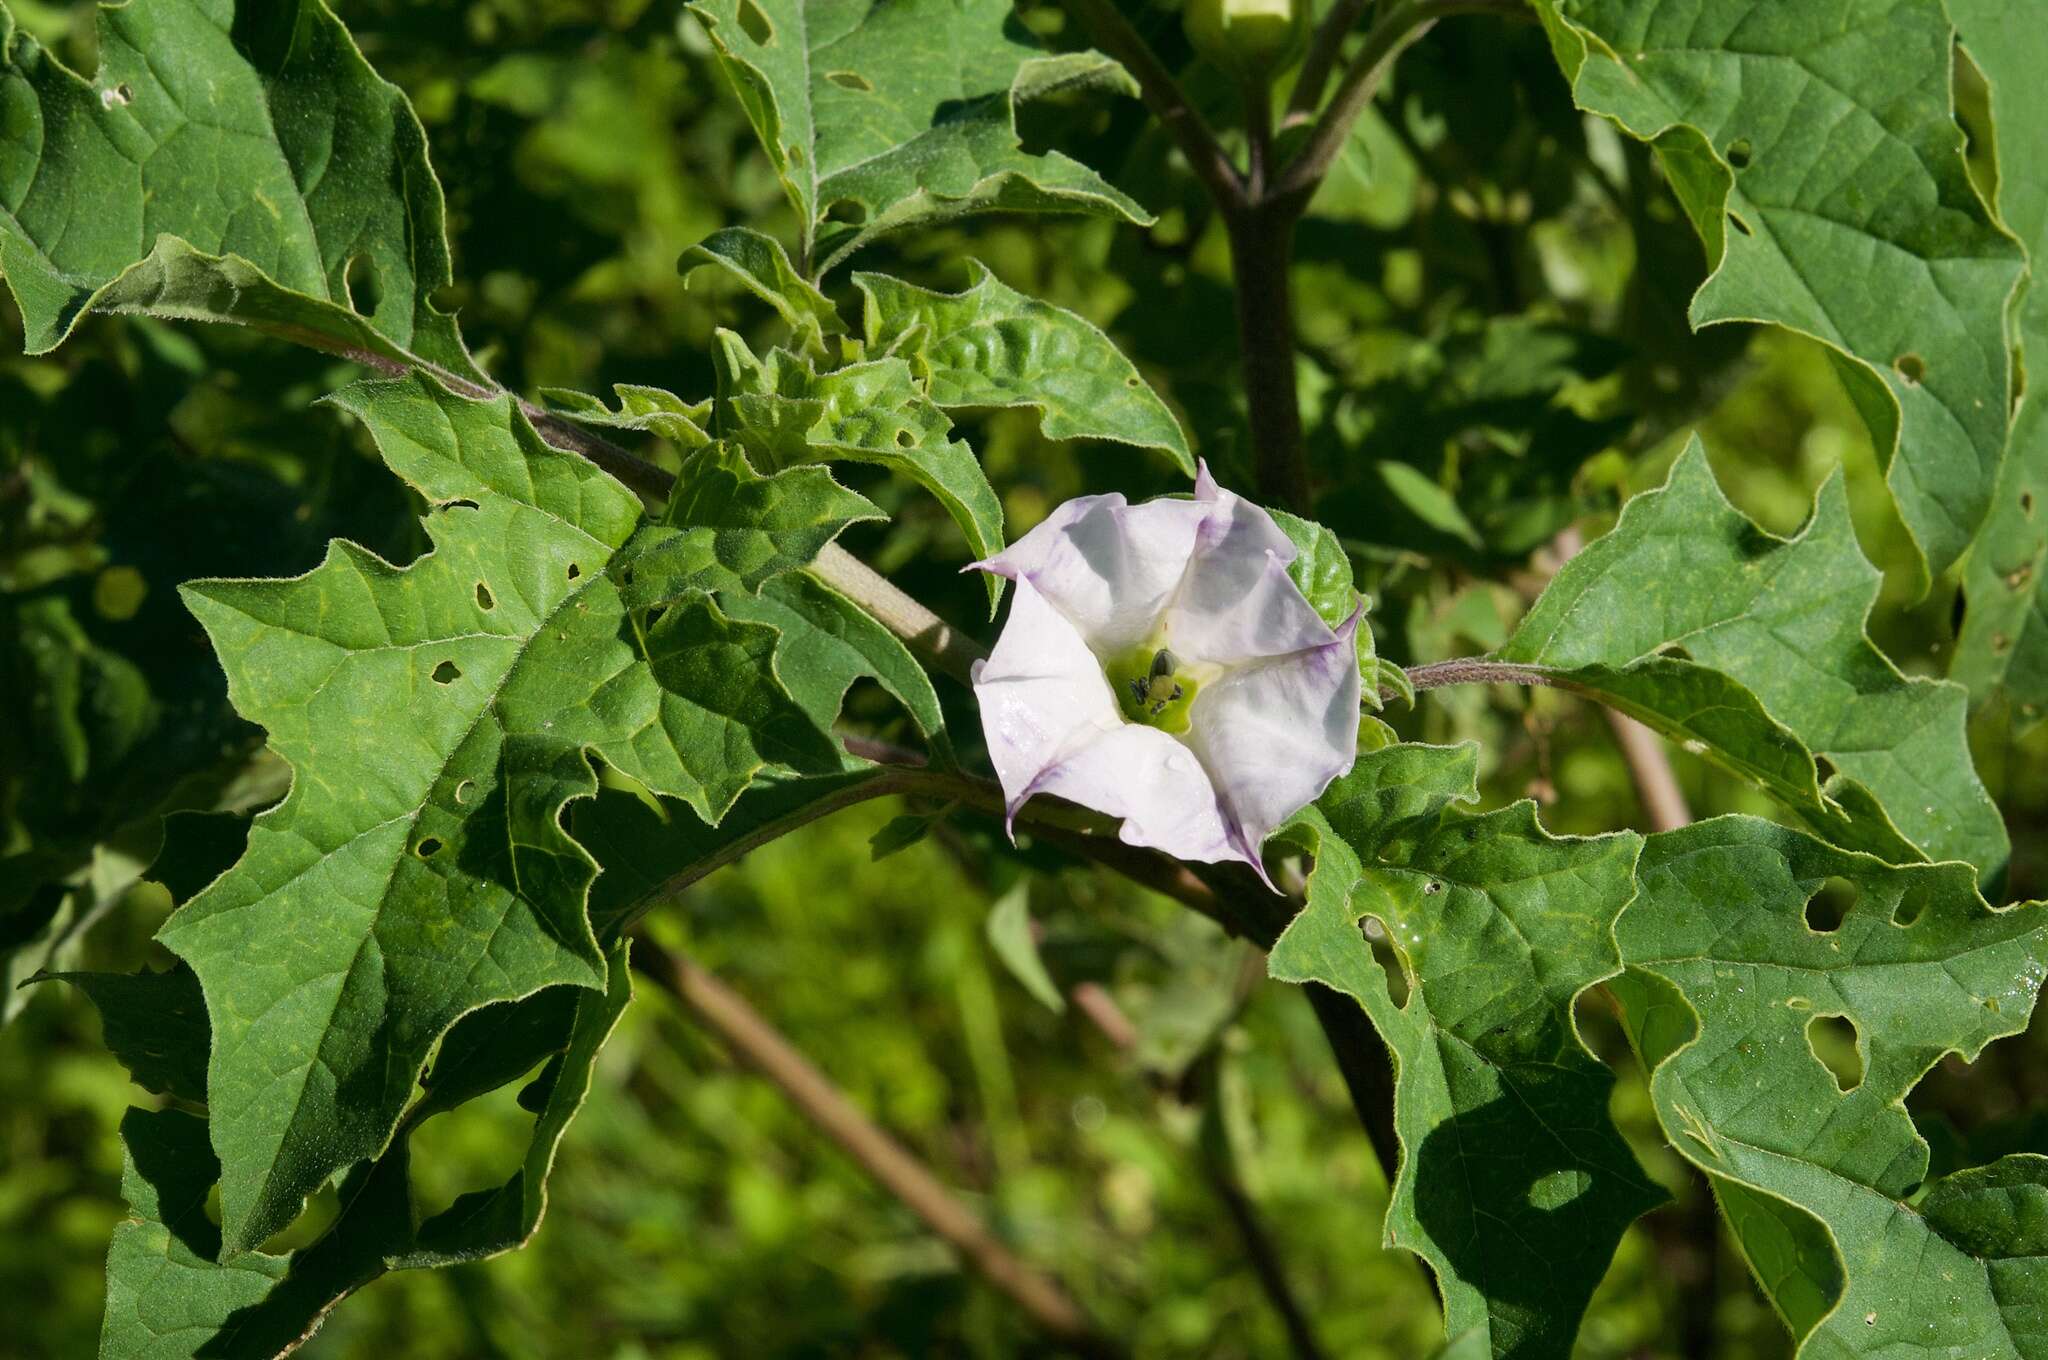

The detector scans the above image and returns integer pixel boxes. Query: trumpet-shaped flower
[971,465,1361,887]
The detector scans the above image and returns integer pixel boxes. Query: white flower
[971,464,1362,887]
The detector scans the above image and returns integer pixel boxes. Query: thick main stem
[1227,203,1310,515]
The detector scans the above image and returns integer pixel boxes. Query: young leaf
[538,384,714,449]
[1502,439,2007,877]
[1613,818,2048,1355]
[1534,0,2024,589]
[716,339,1005,605]
[1949,4,2048,727]
[0,0,486,384]
[855,265,1193,474]
[1270,743,1664,1359]
[157,374,840,1253]
[985,883,1065,1014]
[687,0,1149,270]
[683,227,846,355]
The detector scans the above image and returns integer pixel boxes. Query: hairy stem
[811,543,989,682]
[1059,0,1245,209]
[1227,202,1311,514]
[632,941,1125,1359]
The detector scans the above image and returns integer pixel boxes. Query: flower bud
[1183,0,1309,82]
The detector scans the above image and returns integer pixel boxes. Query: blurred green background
[4,1,2044,1356]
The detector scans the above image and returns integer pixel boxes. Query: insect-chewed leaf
[1269,742,1664,1360]
[1535,0,2024,589]
[687,0,1149,271]
[157,373,844,1253]
[855,265,1192,474]
[1502,438,2006,878]
[1950,3,2048,730]
[0,0,486,383]
[1613,817,2048,1356]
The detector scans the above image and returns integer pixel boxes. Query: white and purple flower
[971,464,1362,888]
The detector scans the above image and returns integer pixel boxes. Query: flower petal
[973,491,1209,654]
[1019,723,1245,867]
[971,574,1122,815]
[1162,475,1333,666]
[1183,609,1363,859]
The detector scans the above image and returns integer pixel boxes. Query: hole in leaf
[893,428,914,447]
[620,566,635,587]
[736,0,774,44]
[824,199,869,226]
[1805,877,1856,933]
[1725,137,1753,169]
[100,82,133,109]
[344,253,384,317]
[1894,353,1927,386]
[785,143,804,167]
[566,562,582,581]
[475,581,495,611]
[1994,631,2013,653]
[1572,988,1631,1068]
[1892,889,1926,928]
[416,837,444,859]
[1526,1168,1592,1211]
[1727,212,1753,237]
[1806,1013,1863,1092]
[1358,915,1412,1008]
[1124,375,1141,388]
[454,780,474,806]
[441,498,480,513]
[825,70,874,92]
[2025,491,2037,517]
[431,660,461,685]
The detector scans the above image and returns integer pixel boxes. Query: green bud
[1183,0,1310,82]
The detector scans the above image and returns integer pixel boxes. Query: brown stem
[1401,657,1559,695]
[632,942,1125,1359]
[1058,0,1245,209]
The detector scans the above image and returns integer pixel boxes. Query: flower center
[1107,645,1200,733]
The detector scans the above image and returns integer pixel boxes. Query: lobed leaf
[1502,438,2006,877]
[0,0,486,384]
[1612,817,2048,1355]
[1269,742,1664,1359]
[1949,3,2048,728]
[855,264,1193,474]
[687,0,1149,271]
[157,374,846,1252]
[1534,0,2025,588]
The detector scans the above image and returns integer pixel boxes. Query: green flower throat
[1107,645,1201,733]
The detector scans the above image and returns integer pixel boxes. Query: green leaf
[854,264,1192,474]
[0,0,486,384]
[687,0,1149,271]
[716,339,1005,607]
[157,373,838,1252]
[99,1107,290,1360]
[718,571,949,754]
[683,227,846,356]
[1613,818,2048,1355]
[1269,742,1663,1359]
[1919,1155,2048,1347]
[35,964,209,1104]
[1502,438,2006,877]
[95,944,633,1359]
[985,882,1065,1013]
[537,383,713,449]
[1534,0,2024,588]
[1950,3,2048,728]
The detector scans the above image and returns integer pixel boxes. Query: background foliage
[4,0,2047,1356]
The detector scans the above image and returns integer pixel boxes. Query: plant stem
[1059,0,1245,209]
[811,543,988,682]
[1286,0,1376,123]
[632,941,1125,1360]
[1226,201,1311,514]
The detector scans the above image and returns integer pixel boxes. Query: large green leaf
[854,264,1193,474]
[157,373,844,1252]
[1951,4,2048,727]
[687,0,1149,271]
[96,944,632,1360]
[1269,742,1663,1359]
[1535,0,2024,587]
[1502,438,2007,877]
[0,0,486,384]
[1613,818,2048,1355]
